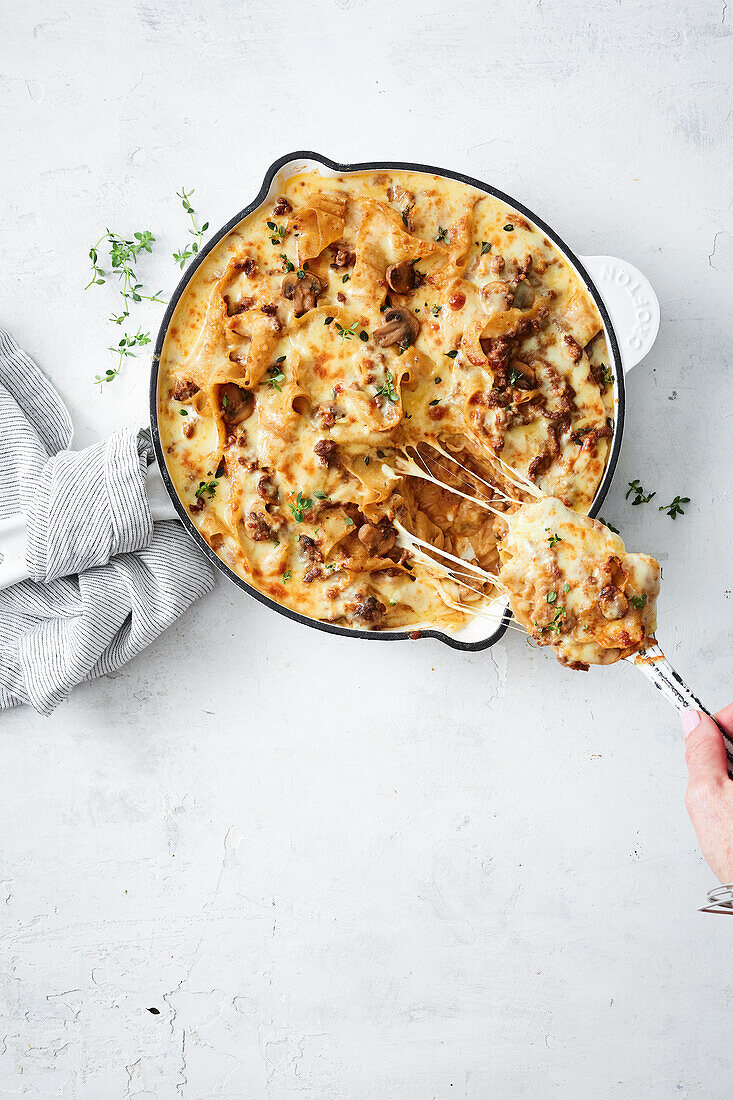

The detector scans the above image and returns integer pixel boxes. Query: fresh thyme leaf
[445,349,458,359]
[96,328,151,386]
[547,531,562,548]
[435,226,450,244]
[548,606,566,634]
[269,223,287,245]
[429,399,440,406]
[547,591,557,604]
[563,582,570,593]
[598,516,620,533]
[342,273,350,283]
[626,479,656,506]
[364,456,370,465]
[288,491,314,523]
[335,320,359,342]
[503,223,514,232]
[280,253,295,272]
[374,370,398,403]
[629,594,648,609]
[508,368,523,386]
[195,479,218,499]
[376,449,385,458]
[221,393,229,409]
[430,305,441,316]
[262,364,286,392]
[480,241,491,255]
[282,569,292,581]
[359,330,369,342]
[434,376,442,384]
[276,355,286,363]
[345,518,355,526]
[659,495,690,519]
[173,187,209,268]
[600,364,614,386]
[179,408,188,416]
[313,490,328,500]
[324,316,334,325]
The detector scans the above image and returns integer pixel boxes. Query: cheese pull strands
[397,530,529,634]
[406,444,519,510]
[463,429,544,500]
[394,520,500,583]
[426,441,525,505]
[392,452,507,518]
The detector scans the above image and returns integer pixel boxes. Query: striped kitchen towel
[0,327,216,715]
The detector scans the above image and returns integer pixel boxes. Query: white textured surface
[1,0,733,1095]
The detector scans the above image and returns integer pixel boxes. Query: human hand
[682,704,733,882]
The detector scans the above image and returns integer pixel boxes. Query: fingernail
[681,709,701,738]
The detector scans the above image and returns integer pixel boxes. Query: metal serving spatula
[630,643,733,773]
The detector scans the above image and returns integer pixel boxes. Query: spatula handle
[630,643,733,775]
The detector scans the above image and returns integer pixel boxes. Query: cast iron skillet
[150,151,631,651]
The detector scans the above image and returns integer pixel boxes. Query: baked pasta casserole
[159,169,617,637]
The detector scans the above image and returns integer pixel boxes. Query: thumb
[682,710,728,789]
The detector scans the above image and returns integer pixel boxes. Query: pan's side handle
[579,255,660,372]
[145,461,180,522]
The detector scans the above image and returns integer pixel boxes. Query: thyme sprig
[95,330,152,386]
[85,228,165,387]
[626,479,656,506]
[173,188,209,268]
[374,370,398,403]
[659,495,690,519]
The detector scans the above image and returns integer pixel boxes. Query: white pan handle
[146,461,179,522]
[0,462,179,593]
[579,255,660,372]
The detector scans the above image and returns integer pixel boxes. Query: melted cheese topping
[159,169,616,632]
[498,498,660,667]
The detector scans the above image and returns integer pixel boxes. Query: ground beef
[563,333,583,363]
[257,474,278,501]
[172,379,199,402]
[298,535,323,563]
[353,595,385,625]
[245,512,272,541]
[314,440,338,466]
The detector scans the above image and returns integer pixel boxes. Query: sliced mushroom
[507,359,536,390]
[373,307,420,349]
[480,280,513,316]
[282,271,325,316]
[598,585,629,621]
[512,281,535,310]
[219,383,254,426]
[385,261,415,295]
[357,522,396,556]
